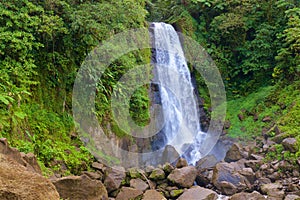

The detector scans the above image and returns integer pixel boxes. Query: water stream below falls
[151,22,207,165]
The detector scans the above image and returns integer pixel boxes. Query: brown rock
[104,166,126,193]
[116,187,143,200]
[176,157,188,168]
[149,168,165,180]
[282,138,298,153]
[224,143,244,162]
[230,191,265,200]
[0,153,59,200]
[53,174,108,200]
[130,178,149,191]
[0,138,41,174]
[142,190,166,200]
[82,171,103,180]
[245,160,262,171]
[167,166,197,188]
[177,186,218,200]
[261,182,284,199]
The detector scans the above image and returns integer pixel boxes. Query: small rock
[104,166,126,193]
[92,162,105,171]
[130,178,149,191]
[169,189,184,198]
[163,162,174,174]
[224,143,245,162]
[115,187,143,200]
[167,166,197,188]
[262,116,272,122]
[284,194,300,200]
[282,138,298,153]
[149,168,165,180]
[82,171,103,180]
[177,186,218,200]
[230,191,265,200]
[245,160,262,171]
[176,157,188,168]
[261,182,284,199]
[196,155,218,170]
[142,190,166,200]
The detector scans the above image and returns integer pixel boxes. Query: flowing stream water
[151,22,207,165]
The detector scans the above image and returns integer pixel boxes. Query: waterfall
[151,22,207,165]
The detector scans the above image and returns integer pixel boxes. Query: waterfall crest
[151,22,207,165]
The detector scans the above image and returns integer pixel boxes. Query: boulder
[167,166,197,188]
[224,143,244,162]
[115,187,143,200]
[130,178,149,191]
[0,153,59,200]
[52,174,108,200]
[142,190,166,200]
[282,138,298,153]
[104,166,126,193]
[177,186,218,200]
[230,191,265,200]
[212,162,250,195]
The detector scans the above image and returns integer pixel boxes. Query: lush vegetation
[0,0,299,175]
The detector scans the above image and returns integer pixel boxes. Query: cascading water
[151,22,207,165]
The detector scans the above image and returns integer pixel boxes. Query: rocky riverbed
[0,135,299,200]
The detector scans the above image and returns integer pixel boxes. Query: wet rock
[115,187,143,200]
[53,174,108,200]
[224,143,245,162]
[142,190,166,200]
[149,168,165,180]
[282,138,298,153]
[196,155,218,170]
[0,153,59,200]
[230,191,265,200]
[130,178,149,191]
[167,166,197,188]
[212,162,250,195]
[177,186,218,200]
[104,166,126,193]
[176,157,188,168]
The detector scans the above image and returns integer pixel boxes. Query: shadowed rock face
[0,153,59,200]
[52,175,108,200]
